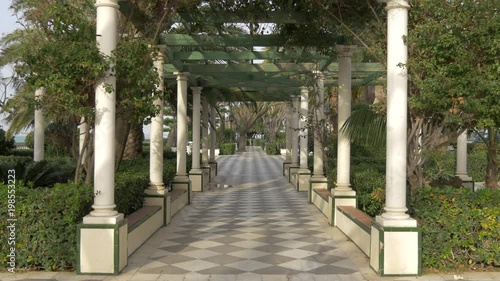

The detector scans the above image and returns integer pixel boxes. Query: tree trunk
[115,109,132,171]
[166,125,176,148]
[238,131,247,152]
[485,127,499,190]
[123,122,144,160]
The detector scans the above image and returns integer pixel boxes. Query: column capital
[175,72,189,81]
[313,71,324,80]
[300,86,309,94]
[191,86,203,95]
[291,95,300,102]
[384,0,410,10]
[95,0,119,9]
[336,45,357,57]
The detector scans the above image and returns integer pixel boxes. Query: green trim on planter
[372,221,422,277]
[77,220,127,275]
[337,207,372,233]
[144,192,170,226]
[127,207,162,233]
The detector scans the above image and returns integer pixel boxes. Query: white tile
[226,260,272,271]
[276,249,316,259]
[172,260,219,271]
[272,233,305,240]
[274,240,312,249]
[230,240,268,249]
[180,249,221,259]
[228,249,270,259]
[278,259,324,271]
[189,240,225,249]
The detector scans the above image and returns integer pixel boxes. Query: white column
[34,88,45,162]
[149,52,165,191]
[456,130,472,181]
[379,0,414,224]
[209,106,216,160]
[191,87,202,171]
[201,98,209,166]
[299,87,309,170]
[285,106,292,162]
[291,96,300,167]
[174,72,189,179]
[79,117,88,163]
[334,45,356,194]
[313,72,325,178]
[89,0,119,218]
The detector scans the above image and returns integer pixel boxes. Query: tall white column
[191,87,202,171]
[334,45,356,194]
[291,96,300,167]
[174,72,189,179]
[209,106,216,160]
[456,130,472,181]
[299,87,309,170]
[379,0,413,223]
[313,73,325,178]
[201,98,209,166]
[149,52,165,191]
[285,106,292,162]
[89,0,119,218]
[79,117,88,163]
[34,88,45,162]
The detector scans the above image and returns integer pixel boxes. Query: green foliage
[352,168,385,217]
[265,142,280,155]
[0,129,15,155]
[411,186,500,270]
[220,143,236,155]
[8,149,34,157]
[24,131,34,149]
[0,182,94,270]
[253,139,265,148]
[0,157,75,188]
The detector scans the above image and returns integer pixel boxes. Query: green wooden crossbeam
[175,11,314,24]
[160,34,333,47]
[164,62,384,74]
[171,51,331,61]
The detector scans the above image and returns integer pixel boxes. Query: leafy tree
[231,101,269,152]
[0,128,15,155]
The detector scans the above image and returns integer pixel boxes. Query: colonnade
[69,0,466,276]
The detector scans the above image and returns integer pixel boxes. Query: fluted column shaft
[34,88,45,162]
[175,72,189,178]
[191,87,202,171]
[91,0,119,217]
[210,106,216,160]
[291,96,300,166]
[149,52,165,189]
[313,73,325,177]
[299,87,309,170]
[201,98,209,166]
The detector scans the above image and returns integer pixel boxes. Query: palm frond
[341,103,386,147]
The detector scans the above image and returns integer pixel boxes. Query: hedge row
[0,157,177,271]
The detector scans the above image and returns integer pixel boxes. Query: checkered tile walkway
[133,147,361,276]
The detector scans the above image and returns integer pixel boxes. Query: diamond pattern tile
[133,147,359,276]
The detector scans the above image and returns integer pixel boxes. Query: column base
[201,165,211,186]
[283,160,292,177]
[309,176,328,203]
[456,174,475,191]
[172,176,191,204]
[288,165,300,184]
[209,160,217,178]
[297,169,311,191]
[370,216,421,276]
[144,189,170,226]
[189,169,204,192]
[77,215,127,275]
[329,190,356,226]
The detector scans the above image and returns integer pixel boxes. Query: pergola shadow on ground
[73,0,422,277]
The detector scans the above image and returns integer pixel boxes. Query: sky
[0,1,20,131]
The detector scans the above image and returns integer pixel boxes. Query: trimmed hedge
[220,143,236,155]
[265,142,280,155]
[411,186,500,270]
[0,182,93,270]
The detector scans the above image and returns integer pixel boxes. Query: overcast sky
[0,1,19,130]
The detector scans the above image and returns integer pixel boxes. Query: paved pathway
[1,147,499,280]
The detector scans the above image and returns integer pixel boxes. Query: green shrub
[351,168,385,217]
[0,129,15,155]
[24,131,34,149]
[0,157,75,188]
[0,182,93,270]
[8,149,34,157]
[411,186,500,270]
[265,142,280,155]
[253,139,265,148]
[220,143,236,155]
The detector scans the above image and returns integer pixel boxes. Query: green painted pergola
[119,3,385,101]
